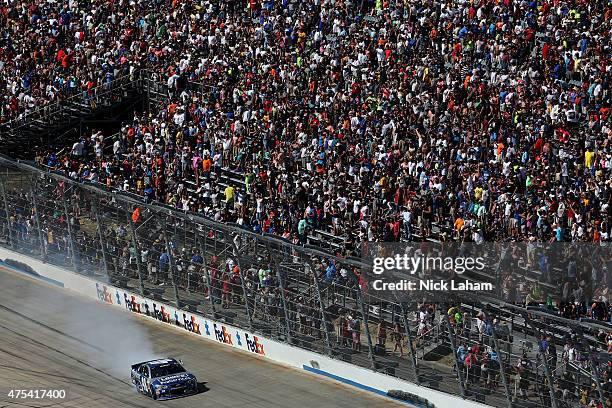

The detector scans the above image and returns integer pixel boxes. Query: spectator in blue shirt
[325,261,336,283]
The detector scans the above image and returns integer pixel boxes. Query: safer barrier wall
[0,247,491,408]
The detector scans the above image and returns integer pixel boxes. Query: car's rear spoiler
[131,361,148,371]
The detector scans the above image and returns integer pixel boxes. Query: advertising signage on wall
[244,333,265,355]
[94,283,264,357]
[208,323,266,355]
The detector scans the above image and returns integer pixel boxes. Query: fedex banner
[94,282,266,357]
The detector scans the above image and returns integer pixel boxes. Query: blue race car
[131,358,198,400]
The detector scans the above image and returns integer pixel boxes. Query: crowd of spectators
[13,0,606,249]
[1,0,611,404]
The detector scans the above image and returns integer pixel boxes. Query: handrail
[0,73,139,133]
[0,69,216,135]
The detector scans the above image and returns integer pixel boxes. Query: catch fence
[0,156,608,408]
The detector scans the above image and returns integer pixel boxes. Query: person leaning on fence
[140,245,151,280]
[190,248,203,293]
[145,240,157,280]
[484,347,501,390]
[297,298,307,335]
[464,350,477,384]
[559,370,577,402]
[221,272,231,309]
[209,255,221,303]
[471,344,485,384]
[476,312,486,343]
[463,312,472,341]
[230,264,241,303]
[337,312,349,348]
[416,305,430,341]
[454,309,465,337]
[515,351,532,398]
[456,343,468,374]
[392,322,404,357]
[350,315,361,352]
[120,246,130,277]
[158,249,169,285]
[377,320,387,348]
[546,335,558,371]
[579,386,590,406]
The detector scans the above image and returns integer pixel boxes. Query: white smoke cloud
[62,293,161,380]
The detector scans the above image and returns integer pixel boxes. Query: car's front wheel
[150,385,157,400]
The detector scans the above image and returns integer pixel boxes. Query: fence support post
[487,313,513,408]
[588,350,606,407]
[92,198,109,277]
[29,179,45,257]
[265,241,292,344]
[356,282,376,370]
[0,177,14,249]
[127,206,146,296]
[399,303,420,383]
[200,228,218,318]
[443,305,467,398]
[227,232,254,333]
[523,313,558,408]
[161,219,181,308]
[307,261,334,357]
[61,186,78,272]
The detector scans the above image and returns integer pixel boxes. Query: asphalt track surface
[0,268,404,408]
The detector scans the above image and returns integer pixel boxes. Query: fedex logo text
[213,324,233,345]
[124,293,142,313]
[95,283,113,304]
[244,333,265,355]
[152,303,171,323]
[183,313,201,334]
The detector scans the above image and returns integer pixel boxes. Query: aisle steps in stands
[0,75,143,157]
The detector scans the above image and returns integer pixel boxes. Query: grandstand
[0,0,609,407]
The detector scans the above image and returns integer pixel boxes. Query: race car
[131,358,198,400]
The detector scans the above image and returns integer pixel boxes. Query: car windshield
[150,363,185,378]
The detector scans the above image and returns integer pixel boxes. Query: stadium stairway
[0,75,144,158]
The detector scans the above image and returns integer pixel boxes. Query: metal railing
[1,72,141,133]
